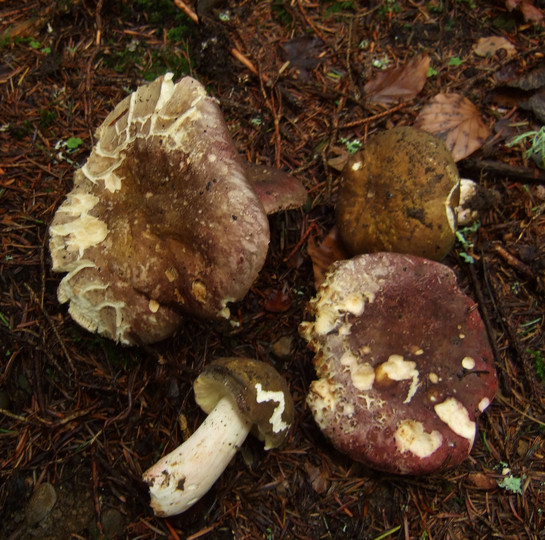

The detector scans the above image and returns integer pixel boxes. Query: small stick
[339,101,408,129]
[174,0,198,23]
[173,0,265,81]
[493,244,536,281]
[284,222,319,262]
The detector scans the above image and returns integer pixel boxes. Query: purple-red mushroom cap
[299,252,497,475]
[49,74,270,345]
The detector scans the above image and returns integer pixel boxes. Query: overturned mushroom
[336,126,460,261]
[49,74,307,345]
[143,357,294,516]
[299,252,497,475]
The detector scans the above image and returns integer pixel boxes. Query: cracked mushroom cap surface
[336,127,460,261]
[49,74,269,345]
[194,357,294,449]
[299,253,497,475]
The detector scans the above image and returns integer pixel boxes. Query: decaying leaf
[473,36,516,58]
[262,287,292,313]
[364,54,430,105]
[414,93,491,161]
[505,0,544,24]
[327,145,350,172]
[465,472,500,490]
[304,462,330,494]
[507,62,545,92]
[307,227,348,288]
[525,89,545,122]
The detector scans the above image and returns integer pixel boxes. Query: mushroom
[335,126,460,261]
[142,357,294,516]
[49,74,275,345]
[299,252,497,475]
[245,163,308,214]
[456,178,501,227]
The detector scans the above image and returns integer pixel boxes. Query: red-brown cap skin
[300,253,497,474]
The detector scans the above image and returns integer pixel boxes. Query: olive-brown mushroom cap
[194,357,294,449]
[49,74,270,345]
[336,127,460,261]
[299,253,497,475]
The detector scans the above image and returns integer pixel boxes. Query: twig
[174,0,198,23]
[339,101,408,129]
[492,244,537,282]
[284,222,319,262]
[173,0,266,81]
[461,158,545,183]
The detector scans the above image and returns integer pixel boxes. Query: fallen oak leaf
[364,54,430,105]
[505,0,544,24]
[414,93,490,161]
[473,36,516,58]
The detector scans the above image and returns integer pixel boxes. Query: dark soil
[1,1,544,539]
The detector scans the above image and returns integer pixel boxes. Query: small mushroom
[142,357,294,516]
[299,252,497,475]
[49,74,270,345]
[456,178,501,227]
[336,126,460,260]
[245,163,308,214]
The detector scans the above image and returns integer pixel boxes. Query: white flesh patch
[395,420,443,458]
[478,397,491,412]
[434,397,476,445]
[377,354,420,403]
[351,161,362,171]
[255,383,288,438]
[340,351,375,391]
[302,259,383,339]
[306,378,338,430]
[462,356,475,370]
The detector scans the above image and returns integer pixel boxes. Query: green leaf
[65,137,83,149]
[427,66,438,77]
[448,56,463,66]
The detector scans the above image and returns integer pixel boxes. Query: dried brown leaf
[304,462,330,494]
[506,0,544,24]
[307,227,348,288]
[473,36,516,58]
[465,472,499,490]
[414,93,491,161]
[364,54,430,105]
[262,288,292,313]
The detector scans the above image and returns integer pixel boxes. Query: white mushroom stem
[142,397,251,517]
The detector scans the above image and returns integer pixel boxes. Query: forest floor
[1,0,544,539]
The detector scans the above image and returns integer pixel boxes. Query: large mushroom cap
[299,253,497,475]
[49,74,270,345]
[336,126,460,261]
